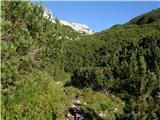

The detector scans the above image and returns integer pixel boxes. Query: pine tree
[138,56,146,95]
[137,55,147,120]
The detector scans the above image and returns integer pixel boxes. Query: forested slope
[61,8,160,119]
[1,1,160,120]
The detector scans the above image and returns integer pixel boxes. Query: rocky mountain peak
[43,8,94,34]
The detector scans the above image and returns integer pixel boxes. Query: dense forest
[1,1,160,120]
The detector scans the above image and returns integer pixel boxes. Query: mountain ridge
[43,7,94,34]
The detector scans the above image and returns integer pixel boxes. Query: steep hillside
[127,8,160,25]
[1,1,124,120]
[62,8,160,119]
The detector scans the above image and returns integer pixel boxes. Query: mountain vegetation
[1,1,160,120]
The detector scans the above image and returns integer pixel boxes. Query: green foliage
[63,87,125,120]
[127,8,160,25]
[1,1,81,119]
[62,8,160,119]
[1,70,67,120]
[72,67,115,90]
[1,1,160,120]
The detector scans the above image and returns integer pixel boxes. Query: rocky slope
[43,7,93,34]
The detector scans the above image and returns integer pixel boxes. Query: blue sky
[35,1,160,32]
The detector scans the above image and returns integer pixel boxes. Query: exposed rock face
[43,7,56,23]
[43,8,94,34]
[59,20,93,34]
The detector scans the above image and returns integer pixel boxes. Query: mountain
[61,8,160,119]
[43,7,93,34]
[1,1,160,120]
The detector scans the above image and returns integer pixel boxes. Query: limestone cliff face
[43,8,94,34]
